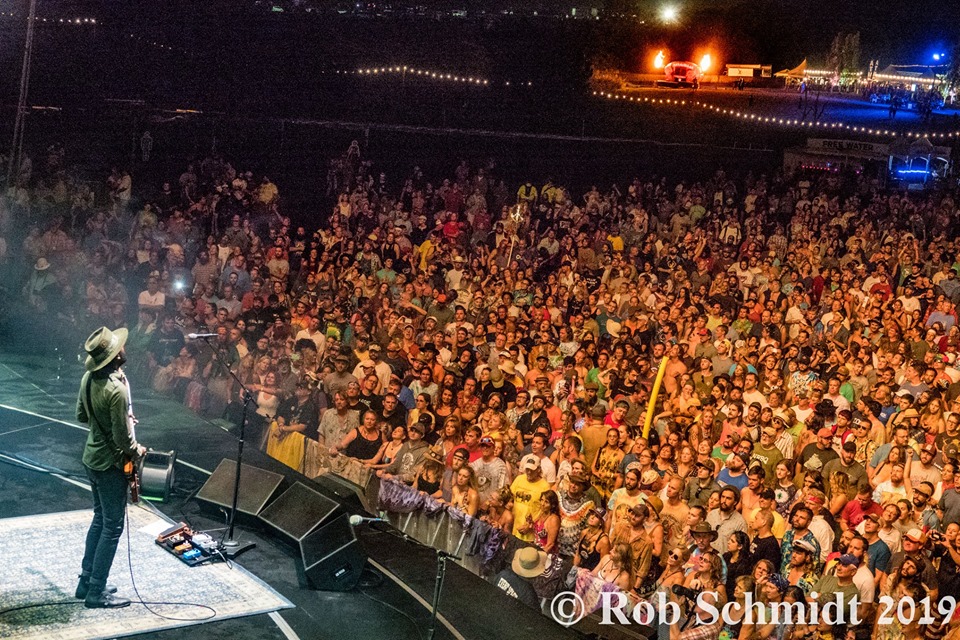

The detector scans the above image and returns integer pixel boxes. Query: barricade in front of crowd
[376,477,504,575]
[265,426,375,485]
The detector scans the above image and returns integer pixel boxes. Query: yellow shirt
[517,185,538,203]
[747,506,786,540]
[606,234,624,252]
[510,475,550,541]
[416,240,435,272]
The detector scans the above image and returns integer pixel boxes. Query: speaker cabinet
[140,450,176,502]
[259,482,343,544]
[299,513,366,591]
[195,459,284,516]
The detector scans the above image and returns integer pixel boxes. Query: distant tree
[948,43,960,93]
[843,32,860,75]
[826,31,861,82]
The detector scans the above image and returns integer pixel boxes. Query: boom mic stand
[195,335,257,559]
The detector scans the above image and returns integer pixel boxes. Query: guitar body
[123,457,141,503]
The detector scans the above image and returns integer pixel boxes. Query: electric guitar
[123,456,140,503]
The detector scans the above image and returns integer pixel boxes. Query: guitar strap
[83,374,109,444]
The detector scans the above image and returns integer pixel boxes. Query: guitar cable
[0,461,217,621]
[123,499,219,621]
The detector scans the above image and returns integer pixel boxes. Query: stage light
[660,5,678,22]
[654,50,665,69]
[699,54,711,73]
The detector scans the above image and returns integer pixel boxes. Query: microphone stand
[195,335,257,559]
[367,521,460,640]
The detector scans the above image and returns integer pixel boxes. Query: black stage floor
[0,321,585,640]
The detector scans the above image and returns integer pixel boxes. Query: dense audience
[5,140,960,640]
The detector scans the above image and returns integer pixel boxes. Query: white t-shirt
[138,290,165,309]
[536,454,557,484]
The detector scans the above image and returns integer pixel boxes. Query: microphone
[349,514,387,526]
[187,333,218,339]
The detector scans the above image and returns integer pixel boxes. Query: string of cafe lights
[349,65,534,87]
[0,12,96,24]
[593,90,960,141]
[0,11,187,55]
[127,33,189,56]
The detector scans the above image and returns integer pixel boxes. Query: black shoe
[84,590,131,609]
[75,579,118,600]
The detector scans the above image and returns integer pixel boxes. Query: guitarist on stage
[76,326,146,609]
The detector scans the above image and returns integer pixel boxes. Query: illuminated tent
[775,59,808,78]
[874,64,944,87]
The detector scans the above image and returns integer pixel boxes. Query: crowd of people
[5,138,960,640]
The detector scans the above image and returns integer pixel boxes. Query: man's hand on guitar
[136,445,147,458]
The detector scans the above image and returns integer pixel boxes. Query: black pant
[81,464,127,591]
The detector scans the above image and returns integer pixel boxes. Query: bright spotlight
[654,50,665,69]
[699,53,712,72]
[660,5,678,22]
[933,53,941,61]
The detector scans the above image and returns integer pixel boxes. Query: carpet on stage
[0,504,293,640]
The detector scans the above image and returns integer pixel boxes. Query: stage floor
[0,505,292,640]
[0,323,586,640]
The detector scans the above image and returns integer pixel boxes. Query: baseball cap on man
[520,454,540,472]
[480,436,496,447]
[905,528,926,543]
[837,554,860,567]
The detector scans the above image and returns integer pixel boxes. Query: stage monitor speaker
[259,482,344,544]
[140,450,176,502]
[311,471,369,513]
[300,513,366,591]
[195,459,284,517]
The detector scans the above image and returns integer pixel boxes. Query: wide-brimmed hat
[646,495,663,515]
[512,546,547,578]
[423,448,445,465]
[34,257,51,271]
[84,326,128,372]
[641,469,661,486]
[689,522,718,540]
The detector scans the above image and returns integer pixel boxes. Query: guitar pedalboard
[155,522,223,566]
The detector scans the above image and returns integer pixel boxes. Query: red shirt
[841,498,883,529]
[448,444,482,467]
